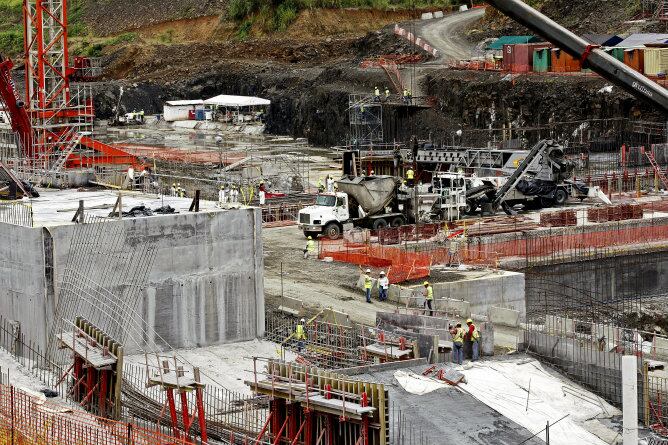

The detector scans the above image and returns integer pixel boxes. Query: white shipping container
[643,48,668,76]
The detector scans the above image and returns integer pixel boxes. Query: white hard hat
[300,318,305,322]
[380,271,385,275]
[366,268,371,273]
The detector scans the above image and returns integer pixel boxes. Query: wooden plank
[57,332,117,368]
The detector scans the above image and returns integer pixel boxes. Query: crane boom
[484,0,668,113]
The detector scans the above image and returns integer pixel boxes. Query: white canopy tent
[203,95,270,107]
[203,95,270,124]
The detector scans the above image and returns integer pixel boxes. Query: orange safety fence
[0,384,193,445]
[321,218,668,281]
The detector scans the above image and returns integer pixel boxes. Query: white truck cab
[298,192,349,239]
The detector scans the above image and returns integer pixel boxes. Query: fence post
[10,386,15,445]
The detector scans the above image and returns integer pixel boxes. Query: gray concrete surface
[418,9,485,61]
[355,365,543,445]
[0,189,264,353]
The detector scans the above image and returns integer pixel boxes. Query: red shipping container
[624,48,644,73]
[502,43,547,72]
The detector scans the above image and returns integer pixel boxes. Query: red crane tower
[0,0,138,183]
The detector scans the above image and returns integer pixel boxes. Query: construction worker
[402,88,409,104]
[406,167,415,187]
[451,322,465,365]
[295,318,307,352]
[363,268,373,303]
[374,86,380,102]
[304,236,315,259]
[466,319,481,361]
[258,181,266,206]
[317,178,325,193]
[218,185,226,206]
[384,87,390,101]
[178,183,185,198]
[378,271,389,301]
[407,89,412,104]
[126,165,135,189]
[326,174,334,193]
[170,183,177,197]
[230,185,239,203]
[423,281,434,316]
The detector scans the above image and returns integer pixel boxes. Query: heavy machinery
[298,173,469,239]
[466,140,611,214]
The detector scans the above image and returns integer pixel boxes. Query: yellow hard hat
[172,183,176,186]
[307,236,312,239]
[423,281,429,286]
[466,319,473,324]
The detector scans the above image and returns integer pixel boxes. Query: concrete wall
[0,224,50,348]
[0,208,264,353]
[432,271,526,318]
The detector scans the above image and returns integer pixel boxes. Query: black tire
[390,216,404,227]
[323,223,342,240]
[372,218,388,230]
[540,197,554,208]
[554,188,568,205]
[465,199,477,215]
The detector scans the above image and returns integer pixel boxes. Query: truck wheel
[390,216,404,227]
[465,200,477,215]
[323,223,342,240]
[554,188,568,205]
[372,218,388,230]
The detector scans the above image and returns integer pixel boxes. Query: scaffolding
[349,94,384,146]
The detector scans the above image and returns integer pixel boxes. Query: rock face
[92,66,658,148]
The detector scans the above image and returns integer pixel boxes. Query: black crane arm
[484,0,668,113]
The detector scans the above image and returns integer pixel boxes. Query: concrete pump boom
[484,0,668,113]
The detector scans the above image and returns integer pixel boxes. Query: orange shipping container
[551,48,582,72]
[624,48,644,73]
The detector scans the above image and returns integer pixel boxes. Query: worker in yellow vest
[295,318,307,352]
[406,168,415,187]
[304,236,315,259]
[451,322,465,365]
[466,319,481,361]
[423,281,434,316]
[317,178,325,193]
[363,268,373,303]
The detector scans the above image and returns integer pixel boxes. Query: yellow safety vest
[453,327,464,345]
[296,324,306,340]
[306,239,315,252]
[406,169,414,180]
[470,324,480,342]
[364,275,372,289]
[425,285,433,300]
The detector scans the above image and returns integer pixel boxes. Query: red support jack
[195,386,208,444]
[360,392,369,445]
[180,390,191,439]
[302,409,314,445]
[288,403,298,439]
[166,388,181,439]
[99,369,108,417]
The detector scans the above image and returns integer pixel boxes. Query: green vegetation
[77,32,137,57]
[158,29,175,44]
[229,0,453,35]
[0,26,22,55]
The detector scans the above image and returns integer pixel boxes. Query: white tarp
[459,358,621,445]
[393,370,453,395]
[165,100,204,106]
[204,95,270,108]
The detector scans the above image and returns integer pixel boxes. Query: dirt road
[419,8,485,61]
[263,226,400,326]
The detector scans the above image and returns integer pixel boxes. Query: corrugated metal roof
[582,34,623,46]
[165,99,204,106]
[486,35,541,50]
[616,33,668,47]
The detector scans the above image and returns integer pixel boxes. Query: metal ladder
[646,151,668,190]
[48,132,83,175]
